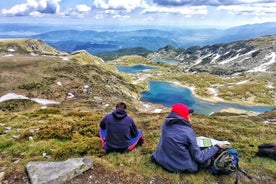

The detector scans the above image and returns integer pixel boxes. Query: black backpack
[256,143,276,160]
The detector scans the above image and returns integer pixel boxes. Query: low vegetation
[0,108,275,183]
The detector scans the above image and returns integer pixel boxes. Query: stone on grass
[26,157,93,184]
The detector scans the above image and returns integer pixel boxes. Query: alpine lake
[116,63,275,115]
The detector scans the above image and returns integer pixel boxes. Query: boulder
[26,157,93,184]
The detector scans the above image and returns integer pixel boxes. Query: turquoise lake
[140,81,275,115]
[116,65,156,74]
[151,58,178,64]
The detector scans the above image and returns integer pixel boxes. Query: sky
[0,0,276,29]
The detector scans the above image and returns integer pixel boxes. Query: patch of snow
[57,81,62,86]
[3,54,14,57]
[143,104,150,109]
[30,98,60,105]
[0,93,29,103]
[207,87,223,101]
[153,109,162,113]
[193,54,212,65]
[0,93,60,106]
[236,80,249,85]
[30,53,37,56]
[219,50,256,65]
[67,93,75,99]
[219,54,240,65]
[8,48,15,52]
[267,83,274,89]
[210,54,220,63]
[83,85,91,93]
[60,56,69,61]
[248,52,276,73]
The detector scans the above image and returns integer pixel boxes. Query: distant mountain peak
[150,35,276,76]
[0,38,66,56]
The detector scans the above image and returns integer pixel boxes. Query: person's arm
[187,130,220,163]
[129,117,138,137]
[100,116,107,129]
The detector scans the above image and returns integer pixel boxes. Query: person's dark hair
[116,102,127,110]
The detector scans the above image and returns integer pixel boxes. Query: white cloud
[142,5,208,16]
[112,14,130,20]
[59,4,91,18]
[153,0,276,6]
[76,4,91,13]
[218,3,276,16]
[2,0,61,16]
[94,0,147,12]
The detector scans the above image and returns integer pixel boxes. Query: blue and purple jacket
[100,109,138,150]
[151,112,219,173]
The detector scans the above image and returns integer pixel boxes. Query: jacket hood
[165,112,191,127]
[112,109,127,119]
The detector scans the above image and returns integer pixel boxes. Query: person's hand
[216,143,225,149]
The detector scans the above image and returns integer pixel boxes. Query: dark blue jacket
[100,109,138,150]
[152,112,219,173]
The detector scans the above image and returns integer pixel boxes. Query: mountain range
[1,22,276,55]
[148,35,276,76]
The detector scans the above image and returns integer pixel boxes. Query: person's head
[116,102,127,111]
[171,103,194,121]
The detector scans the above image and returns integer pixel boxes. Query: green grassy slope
[0,39,275,183]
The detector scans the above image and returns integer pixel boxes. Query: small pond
[151,58,179,64]
[116,65,156,74]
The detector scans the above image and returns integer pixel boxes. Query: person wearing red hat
[151,103,224,173]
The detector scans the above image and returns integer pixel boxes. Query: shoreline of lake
[140,80,274,115]
[169,80,275,107]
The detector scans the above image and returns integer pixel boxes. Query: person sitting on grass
[151,103,224,173]
[99,102,144,153]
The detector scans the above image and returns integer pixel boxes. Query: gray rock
[26,157,93,184]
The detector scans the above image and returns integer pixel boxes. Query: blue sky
[0,0,276,29]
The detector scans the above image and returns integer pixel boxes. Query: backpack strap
[236,164,253,180]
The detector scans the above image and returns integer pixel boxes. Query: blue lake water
[116,65,156,74]
[151,58,178,64]
[140,81,275,115]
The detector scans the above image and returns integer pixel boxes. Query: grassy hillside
[0,40,145,112]
[0,108,275,183]
[0,39,275,183]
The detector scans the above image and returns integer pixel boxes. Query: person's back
[151,103,223,173]
[99,102,144,153]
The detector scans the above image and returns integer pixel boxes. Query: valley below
[0,38,275,184]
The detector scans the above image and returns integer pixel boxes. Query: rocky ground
[2,162,276,184]
[2,162,172,184]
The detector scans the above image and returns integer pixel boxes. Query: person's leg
[128,129,144,151]
[199,158,212,169]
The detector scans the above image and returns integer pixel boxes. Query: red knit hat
[171,103,194,121]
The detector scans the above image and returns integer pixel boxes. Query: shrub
[0,139,13,150]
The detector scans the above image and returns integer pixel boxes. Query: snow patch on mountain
[0,93,60,105]
[248,52,276,73]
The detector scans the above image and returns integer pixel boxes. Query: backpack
[209,148,252,184]
[209,148,238,175]
[256,143,276,160]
